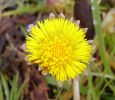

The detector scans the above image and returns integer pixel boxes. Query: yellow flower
[26,15,91,81]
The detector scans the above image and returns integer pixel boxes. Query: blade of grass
[44,76,68,90]
[110,47,115,61]
[0,82,4,100]
[104,79,115,94]
[88,68,98,100]
[101,95,115,100]
[15,79,28,100]
[91,0,112,74]
[87,89,92,100]
[1,74,9,100]
[1,4,48,17]
[10,72,27,100]
[9,72,19,100]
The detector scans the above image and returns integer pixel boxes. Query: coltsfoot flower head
[26,13,91,81]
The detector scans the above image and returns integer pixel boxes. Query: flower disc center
[43,40,72,66]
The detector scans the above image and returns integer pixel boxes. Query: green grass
[0,72,27,100]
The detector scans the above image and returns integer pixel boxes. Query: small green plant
[0,72,27,100]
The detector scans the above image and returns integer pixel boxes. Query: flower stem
[73,76,80,100]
